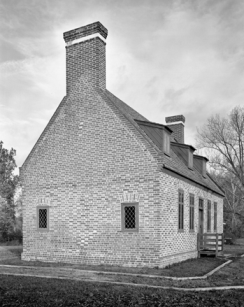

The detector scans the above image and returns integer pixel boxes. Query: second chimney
[165,115,185,143]
[63,21,108,93]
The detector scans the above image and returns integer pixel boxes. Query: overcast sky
[0,0,243,170]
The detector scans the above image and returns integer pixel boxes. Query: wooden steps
[197,233,224,257]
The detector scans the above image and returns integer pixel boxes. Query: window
[163,131,170,156]
[37,206,49,231]
[189,194,194,231]
[199,198,203,210]
[121,203,139,231]
[188,150,193,170]
[178,190,184,231]
[214,202,217,232]
[207,200,211,232]
[202,160,207,178]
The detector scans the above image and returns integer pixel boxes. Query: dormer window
[163,131,170,156]
[193,155,208,178]
[134,119,172,156]
[171,143,196,169]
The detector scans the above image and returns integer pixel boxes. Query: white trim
[66,33,106,46]
[166,121,185,126]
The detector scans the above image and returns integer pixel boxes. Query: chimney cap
[165,115,185,124]
[63,21,108,43]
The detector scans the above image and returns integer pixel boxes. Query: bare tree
[197,106,244,236]
[197,106,244,189]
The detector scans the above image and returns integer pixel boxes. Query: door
[199,209,203,234]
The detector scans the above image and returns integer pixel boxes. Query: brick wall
[21,77,163,267]
[158,172,223,267]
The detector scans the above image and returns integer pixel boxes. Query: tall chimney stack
[63,22,108,93]
[165,115,185,143]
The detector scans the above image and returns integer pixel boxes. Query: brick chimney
[63,21,108,94]
[165,115,185,143]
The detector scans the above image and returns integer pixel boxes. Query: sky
[0,0,244,171]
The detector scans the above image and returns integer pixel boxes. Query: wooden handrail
[197,233,223,257]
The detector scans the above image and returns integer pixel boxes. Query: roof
[104,89,224,197]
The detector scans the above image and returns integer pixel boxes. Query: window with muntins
[121,203,139,231]
[207,200,211,232]
[189,194,194,231]
[178,190,184,231]
[199,198,203,210]
[214,202,217,232]
[37,206,49,231]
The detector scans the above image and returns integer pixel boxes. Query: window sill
[178,229,184,233]
[189,230,195,233]
[119,229,139,233]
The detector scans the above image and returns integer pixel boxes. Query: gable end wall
[21,79,164,267]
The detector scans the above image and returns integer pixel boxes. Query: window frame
[207,200,211,232]
[178,189,184,232]
[202,160,207,178]
[163,131,171,156]
[214,202,217,232]
[121,202,139,232]
[37,206,50,232]
[189,194,195,232]
[188,150,193,170]
[199,198,204,210]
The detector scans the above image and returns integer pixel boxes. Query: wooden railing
[197,233,224,257]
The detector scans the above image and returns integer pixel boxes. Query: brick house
[20,21,224,268]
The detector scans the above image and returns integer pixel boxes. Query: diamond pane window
[39,209,47,228]
[125,206,135,228]
[37,206,49,231]
[121,203,139,231]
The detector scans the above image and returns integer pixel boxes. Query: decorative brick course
[63,21,108,43]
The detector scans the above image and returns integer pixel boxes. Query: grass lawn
[222,244,244,256]
[0,275,244,307]
[0,246,226,277]
[0,243,244,306]
[1,243,244,279]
